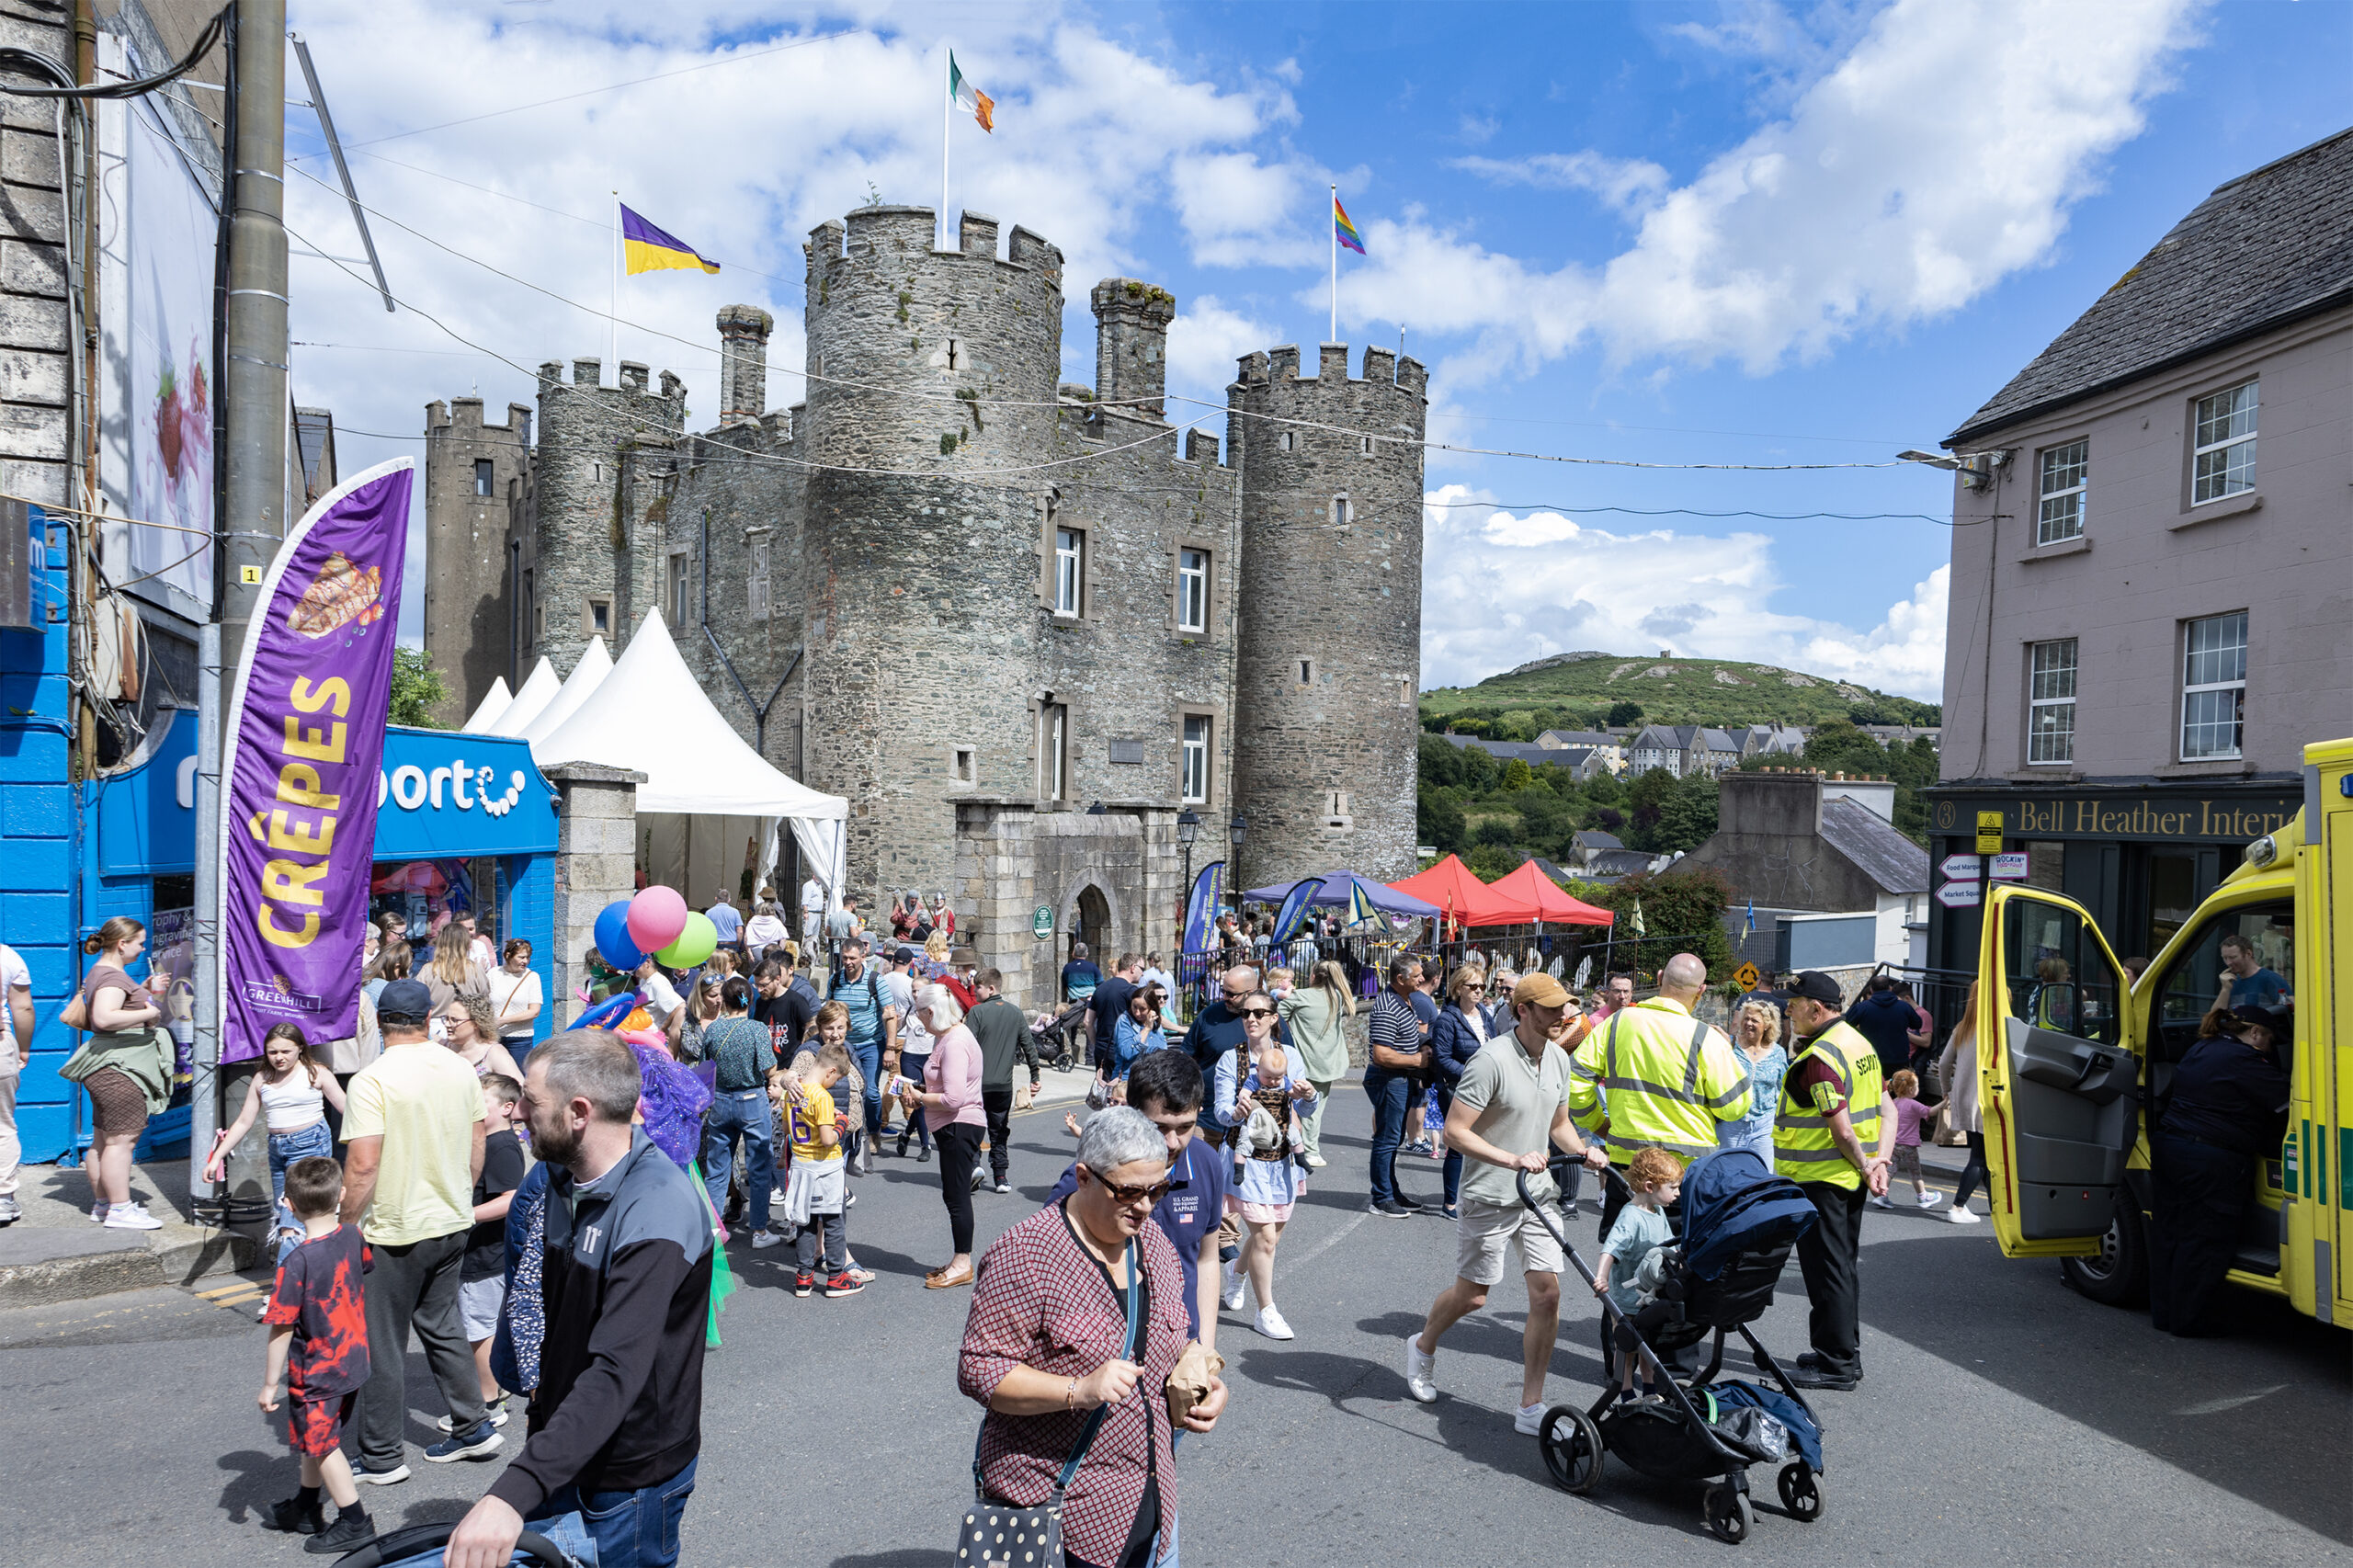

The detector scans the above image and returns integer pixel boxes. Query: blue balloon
[594,900,645,971]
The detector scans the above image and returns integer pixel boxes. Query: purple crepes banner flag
[217,459,412,1063]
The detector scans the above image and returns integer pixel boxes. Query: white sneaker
[1869,1195,1895,1210]
[1918,1190,1944,1210]
[1514,1401,1547,1435]
[1947,1205,1983,1224]
[750,1229,787,1249]
[1403,1335,1438,1403]
[89,1201,108,1222]
[1256,1305,1294,1340]
[104,1202,164,1231]
[769,1188,788,1208]
[1220,1267,1247,1312]
[1305,1153,1327,1169]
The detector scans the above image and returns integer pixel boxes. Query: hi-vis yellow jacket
[1773,1020,1885,1191]
[1565,996,1751,1164]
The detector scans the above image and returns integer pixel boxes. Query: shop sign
[1990,852,2030,881]
[371,728,558,859]
[1033,904,1053,940]
[1933,793,2300,844]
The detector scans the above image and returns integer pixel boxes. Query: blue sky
[278,0,2352,700]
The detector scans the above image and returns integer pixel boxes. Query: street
[1,1086,2344,1567]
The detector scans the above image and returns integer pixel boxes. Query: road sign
[1937,881,1982,909]
[1733,961,1761,992]
[1031,904,1053,939]
[1990,851,2030,881]
[1975,811,2006,854]
[1939,853,1982,882]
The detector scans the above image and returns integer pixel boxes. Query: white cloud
[1419,485,1947,699]
[1165,295,1278,407]
[1169,153,1324,267]
[1451,151,1672,213]
[1336,0,2196,383]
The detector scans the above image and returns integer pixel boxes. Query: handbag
[954,1237,1142,1568]
[58,992,89,1032]
[1013,1079,1035,1112]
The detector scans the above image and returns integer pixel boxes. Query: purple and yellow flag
[1334,193,1366,256]
[217,459,410,1062]
[621,203,720,276]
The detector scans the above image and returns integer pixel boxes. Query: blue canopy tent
[1242,871,1439,917]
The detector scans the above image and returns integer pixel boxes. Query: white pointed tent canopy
[460,676,514,733]
[527,610,847,905]
[519,635,612,745]
[483,656,561,737]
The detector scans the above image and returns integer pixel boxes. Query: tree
[1608,700,1645,728]
[389,647,448,728]
[1500,757,1533,791]
[1417,732,1464,790]
[1654,770,1720,854]
[1418,791,1467,856]
[1578,865,1734,980]
[1623,767,1679,850]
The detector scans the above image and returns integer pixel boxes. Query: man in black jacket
[448,1030,713,1568]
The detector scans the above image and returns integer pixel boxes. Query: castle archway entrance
[1072,884,1112,967]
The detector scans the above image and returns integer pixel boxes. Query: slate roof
[1818,797,1929,896]
[1949,126,2353,446]
[1572,829,1625,852]
[1442,734,1558,767]
[1538,730,1619,749]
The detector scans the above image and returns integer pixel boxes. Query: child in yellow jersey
[776,1043,858,1297]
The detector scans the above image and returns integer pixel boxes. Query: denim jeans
[1363,1070,1412,1205]
[549,1453,699,1568]
[267,1120,334,1264]
[700,1090,774,1233]
[848,1039,883,1142]
[895,1053,932,1153]
[1432,1082,1463,1209]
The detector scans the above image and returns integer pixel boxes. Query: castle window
[952,745,976,786]
[1176,548,1208,634]
[1054,528,1085,617]
[1279,431,1296,453]
[747,537,772,621]
[1039,702,1069,801]
[1359,436,1374,457]
[1296,657,1317,688]
[1181,714,1211,804]
[473,459,494,497]
[1325,790,1352,828]
[945,336,970,372]
[668,552,690,628]
[586,597,610,637]
[1332,496,1352,527]
[532,602,543,650]
[1400,677,1413,707]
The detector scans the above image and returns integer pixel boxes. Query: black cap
[376,978,434,1023]
[894,946,917,963]
[1778,971,1844,1006]
[2227,1004,2290,1039]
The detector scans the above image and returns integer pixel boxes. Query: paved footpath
[1,1085,2345,1566]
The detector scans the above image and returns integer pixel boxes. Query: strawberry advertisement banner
[217,459,410,1063]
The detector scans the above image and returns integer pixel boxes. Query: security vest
[1774,1020,1886,1190]
[1568,996,1752,1164]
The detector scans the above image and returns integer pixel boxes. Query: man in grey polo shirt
[1403,971,1607,1435]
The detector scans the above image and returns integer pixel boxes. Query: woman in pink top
[898,982,985,1290]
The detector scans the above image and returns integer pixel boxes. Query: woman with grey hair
[898,983,986,1289]
[958,1104,1225,1567]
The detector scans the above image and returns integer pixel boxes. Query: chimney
[1089,278,1176,418]
[716,305,775,426]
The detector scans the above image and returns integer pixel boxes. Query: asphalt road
[3,1087,2346,1567]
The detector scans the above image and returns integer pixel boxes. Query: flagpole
[610,191,620,369]
[1329,184,1338,343]
[941,51,952,251]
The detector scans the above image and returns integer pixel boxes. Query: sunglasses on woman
[1090,1172,1187,1205]
[1239,1006,1275,1019]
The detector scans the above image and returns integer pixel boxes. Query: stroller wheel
[1703,1483,1754,1544]
[1777,1462,1822,1523]
[1537,1404,1604,1494]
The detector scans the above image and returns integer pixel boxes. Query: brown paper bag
[1165,1340,1225,1426]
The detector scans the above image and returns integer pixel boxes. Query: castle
[422,204,1427,937]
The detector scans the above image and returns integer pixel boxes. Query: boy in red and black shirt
[259,1154,377,1554]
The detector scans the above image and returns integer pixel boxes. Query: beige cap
[1511,971,1571,1009]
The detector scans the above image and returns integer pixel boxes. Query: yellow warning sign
[1975,811,2005,854]
[1733,961,1761,992]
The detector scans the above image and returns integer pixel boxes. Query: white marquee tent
[483,656,561,737]
[459,676,513,733]
[520,635,612,745]
[528,610,847,902]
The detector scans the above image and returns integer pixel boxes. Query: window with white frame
[2191,381,2257,504]
[1176,548,1209,633]
[2027,639,2077,765]
[1332,496,1351,526]
[1053,528,1084,617]
[1180,714,1210,803]
[1039,703,1069,800]
[2036,440,2086,545]
[2180,612,2247,760]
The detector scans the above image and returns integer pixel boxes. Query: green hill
[1422,651,1938,733]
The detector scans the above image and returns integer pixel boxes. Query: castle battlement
[426,397,534,435]
[1233,343,1427,400]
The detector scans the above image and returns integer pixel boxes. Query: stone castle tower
[426,204,1427,933]
[420,397,532,724]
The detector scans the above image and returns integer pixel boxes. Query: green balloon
[656,911,718,969]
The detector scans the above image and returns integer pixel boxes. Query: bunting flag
[950,51,995,131]
[1269,879,1325,948]
[1631,897,1647,938]
[621,204,720,275]
[1347,878,1381,929]
[1743,900,1756,942]
[1334,192,1366,256]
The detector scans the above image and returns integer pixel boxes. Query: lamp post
[1176,808,1200,973]
[1228,812,1247,923]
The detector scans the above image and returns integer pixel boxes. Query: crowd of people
[20,871,2294,1568]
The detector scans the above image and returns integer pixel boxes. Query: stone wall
[423,398,531,721]
[545,761,643,1028]
[951,799,1183,1011]
[0,2,73,509]
[1228,343,1428,886]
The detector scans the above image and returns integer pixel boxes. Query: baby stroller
[1518,1149,1826,1544]
[1029,1002,1086,1073]
[328,1518,587,1567]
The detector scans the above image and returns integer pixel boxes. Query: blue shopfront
[16,709,557,1163]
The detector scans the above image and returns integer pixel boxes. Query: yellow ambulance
[1973,735,2347,1327]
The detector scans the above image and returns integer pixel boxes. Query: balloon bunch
[593,885,718,972]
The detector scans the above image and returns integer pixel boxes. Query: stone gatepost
[546,761,645,1028]
[953,798,1039,1007]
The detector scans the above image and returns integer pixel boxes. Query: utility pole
[194,0,288,1213]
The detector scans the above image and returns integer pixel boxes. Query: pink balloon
[627,885,688,953]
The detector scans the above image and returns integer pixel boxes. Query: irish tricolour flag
[950,51,995,131]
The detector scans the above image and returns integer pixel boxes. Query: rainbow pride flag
[1334,193,1365,256]
[621,204,720,276]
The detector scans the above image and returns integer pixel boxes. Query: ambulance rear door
[1978,885,2142,1259]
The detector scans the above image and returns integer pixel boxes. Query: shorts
[287,1391,355,1458]
[1454,1196,1565,1286]
[459,1275,507,1343]
[85,1066,149,1136]
[1229,1195,1294,1226]
[1893,1144,1924,1179]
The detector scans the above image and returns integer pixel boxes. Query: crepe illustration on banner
[284,551,384,640]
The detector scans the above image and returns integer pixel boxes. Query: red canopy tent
[1489,860,1615,926]
[1389,855,1519,929]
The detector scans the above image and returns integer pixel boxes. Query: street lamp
[1176,808,1201,964]
[1228,812,1247,914]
